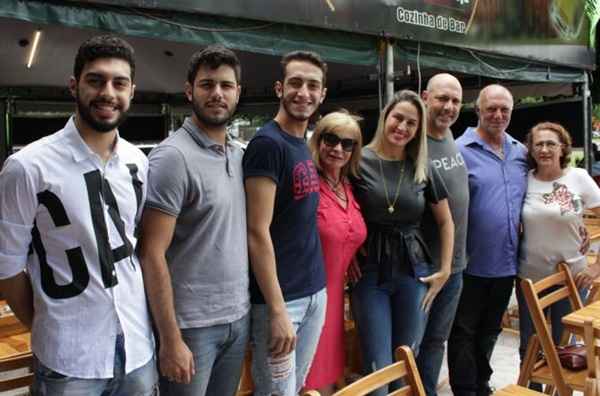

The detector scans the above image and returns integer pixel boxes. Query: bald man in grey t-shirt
[418,73,469,396]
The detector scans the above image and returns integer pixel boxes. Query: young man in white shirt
[0,35,156,395]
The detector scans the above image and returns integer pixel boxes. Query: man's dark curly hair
[187,45,241,85]
[74,35,136,81]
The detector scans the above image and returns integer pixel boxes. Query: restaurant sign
[79,0,595,68]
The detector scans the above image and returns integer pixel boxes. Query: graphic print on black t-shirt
[293,160,319,200]
[243,121,326,303]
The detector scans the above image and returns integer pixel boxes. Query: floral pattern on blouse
[542,182,582,215]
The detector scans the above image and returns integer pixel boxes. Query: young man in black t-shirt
[243,51,327,395]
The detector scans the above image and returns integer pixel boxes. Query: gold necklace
[378,157,405,214]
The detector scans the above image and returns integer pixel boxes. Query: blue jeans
[32,334,157,396]
[251,288,326,396]
[160,312,250,396]
[417,271,463,396]
[447,274,514,396]
[351,271,428,396]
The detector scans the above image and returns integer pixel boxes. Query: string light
[26,30,42,69]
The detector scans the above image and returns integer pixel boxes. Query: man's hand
[346,257,362,284]
[139,209,194,383]
[419,270,450,312]
[269,310,296,358]
[159,337,195,384]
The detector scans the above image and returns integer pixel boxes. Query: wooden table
[562,299,600,336]
[0,302,31,361]
[0,333,30,359]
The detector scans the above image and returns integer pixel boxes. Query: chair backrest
[530,263,583,312]
[329,345,426,396]
[583,212,600,242]
[0,352,33,392]
[520,262,584,396]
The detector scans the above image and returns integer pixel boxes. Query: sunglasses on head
[321,132,356,152]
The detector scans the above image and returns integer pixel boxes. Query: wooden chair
[492,384,545,396]
[235,347,253,396]
[303,345,425,396]
[584,210,600,245]
[583,210,600,290]
[0,302,33,392]
[589,279,600,305]
[517,262,586,396]
[583,317,600,396]
[0,351,33,392]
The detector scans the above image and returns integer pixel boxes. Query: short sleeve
[145,145,189,217]
[136,154,149,223]
[243,136,282,185]
[578,169,600,209]
[425,163,449,204]
[126,148,148,224]
[0,158,37,278]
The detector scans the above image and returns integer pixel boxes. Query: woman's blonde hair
[366,90,428,183]
[309,109,363,179]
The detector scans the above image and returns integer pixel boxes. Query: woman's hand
[420,270,450,312]
[575,262,600,289]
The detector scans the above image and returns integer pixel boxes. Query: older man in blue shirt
[447,84,528,396]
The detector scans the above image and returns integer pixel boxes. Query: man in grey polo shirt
[139,46,248,396]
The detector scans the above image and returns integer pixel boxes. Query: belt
[362,222,432,285]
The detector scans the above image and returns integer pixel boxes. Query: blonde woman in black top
[351,90,454,396]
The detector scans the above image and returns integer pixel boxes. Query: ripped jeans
[251,288,326,396]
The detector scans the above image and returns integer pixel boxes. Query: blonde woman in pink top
[305,111,367,395]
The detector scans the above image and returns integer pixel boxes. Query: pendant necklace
[378,157,405,214]
[321,174,348,204]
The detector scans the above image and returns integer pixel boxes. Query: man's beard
[191,96,235,128]
[76,94,128,133]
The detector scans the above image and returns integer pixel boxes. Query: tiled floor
[437,329,521,396]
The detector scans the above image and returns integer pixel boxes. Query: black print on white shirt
[32,191,90,299]
[32,166,141,299]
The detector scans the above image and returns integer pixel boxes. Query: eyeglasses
[532,141,562,152]
[321,132,357,152]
